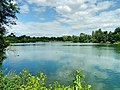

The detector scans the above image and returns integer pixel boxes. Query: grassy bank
[114,41,120,45]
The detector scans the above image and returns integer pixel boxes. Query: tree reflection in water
[0,50,6,68]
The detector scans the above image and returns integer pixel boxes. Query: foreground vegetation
[6,27,120,44]
[0,69,91,90]
[0,0,19,52]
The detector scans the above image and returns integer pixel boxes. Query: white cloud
[10,0,120,36]
[27,0,47,6]
[27,0,46,4]
[56,5,72,14]
[95,1,114,11]
[20,4,29,13]
[9,21,74,36]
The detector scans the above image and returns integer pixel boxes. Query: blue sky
[10,0,120,36]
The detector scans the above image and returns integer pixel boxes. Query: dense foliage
[0,0,19,51]
[6,27,120,44]
[0,69,91,90]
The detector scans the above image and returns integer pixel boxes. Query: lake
[2,42,120,90]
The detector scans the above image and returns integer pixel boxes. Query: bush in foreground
[0,69,91,90]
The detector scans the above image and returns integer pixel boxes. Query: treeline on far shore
[6,27,120,44]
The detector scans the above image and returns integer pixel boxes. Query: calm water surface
[2,42,120,90]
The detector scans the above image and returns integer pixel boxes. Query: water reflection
[0,50,6,68]
[2,43,120,90]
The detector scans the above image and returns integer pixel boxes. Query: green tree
[62,35,72,41]
[93,29,106,43]
[108,31,115,44]
[63,36,68,41]
[0,0,19,51]
[79,33,91,43]
[72,35,79,43]
[113,27,120,43]
[6,33,18,43]
[114,27,120,34]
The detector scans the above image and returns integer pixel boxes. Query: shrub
[0,69,91,90]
